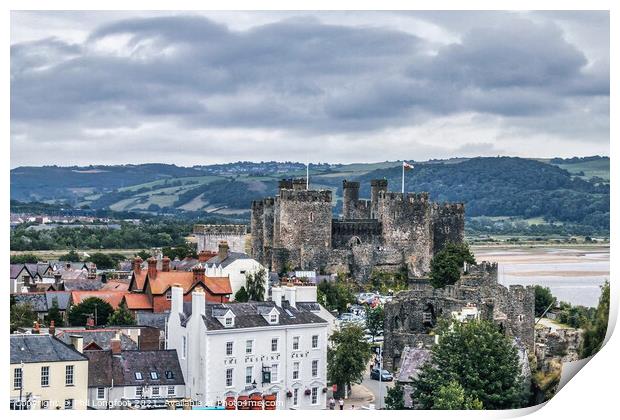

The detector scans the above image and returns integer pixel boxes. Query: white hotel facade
[167,285,328,409]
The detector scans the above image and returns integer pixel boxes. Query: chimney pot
[133,257,143,274]
[86,316,95,329]
[147,257,157,279]
[32,321,40,334]
[162,256,171,272]
[192,264,206,284]
[49,320,56,335]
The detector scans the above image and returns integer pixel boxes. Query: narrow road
[361,370,393,409]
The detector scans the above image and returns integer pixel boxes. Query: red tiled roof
[133,269,232,296]
[70,290,127,309]
[123,294,153,310]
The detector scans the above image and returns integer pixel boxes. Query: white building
[167,285,329,410]
[205,242,266,298]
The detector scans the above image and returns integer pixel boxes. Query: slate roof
[10,334,88,364]
[206,252,253,268]
[84,349,184,387]
[10,264,31,279]
[13,293,48,312]
[181,300,328,330]
[45,291,71,310]
[12,292,71,312]
[136,312,168,331]
[56,329,138,351]
[62,278,103,291]
[396,346,432,383]
[25,263,52,278]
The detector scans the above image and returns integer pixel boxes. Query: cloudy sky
[10,10,609,167]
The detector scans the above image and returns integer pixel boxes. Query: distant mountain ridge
[10,156,609,232]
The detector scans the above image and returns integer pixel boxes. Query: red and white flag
[403,161,414,170]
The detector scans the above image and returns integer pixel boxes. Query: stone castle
[250,178,465,280]
[381,262,535,371]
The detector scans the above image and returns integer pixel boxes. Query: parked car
[370,368,393,382]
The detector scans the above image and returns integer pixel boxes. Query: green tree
[327,324,372,399]
[234,286,250,302]
[136,250,151,260]
[10,253,39,264]
[365,306,385,342]
[86,252,116,269]
[433,380,483,410]
[534,286,555,317]
[411,320,525,410]
[317,279,356,314]
[245,268,266,301]
[45,297,64,327]
[580,281,610,358]
[384,383,406,410]
[59,250,81,261]
[107,305,136,326]
[429,242,476,289]
[10,302,38,333]
[67,297,114,326]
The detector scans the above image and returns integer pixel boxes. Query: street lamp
[19,361,24,410]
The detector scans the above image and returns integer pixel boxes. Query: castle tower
[275,187,333,271]
[370,179,388,218]
[378,191,433,276]
[342,180,360,219]
[431,202,465,254]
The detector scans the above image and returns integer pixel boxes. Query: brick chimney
[132,257,143,274]
[86,315,95,329]
[198,250,211,263]
[87,263,97,280]
[110,332,121,355]
[218,241,229,262]
[147,257,157,279]
[49,320,56,335]
[32,321,40,334]
[54,273,62,289]
[192,264,206,284]
[162,256,171,272]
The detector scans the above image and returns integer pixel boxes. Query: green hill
[10,156,609,234]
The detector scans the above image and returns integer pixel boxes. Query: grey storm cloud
[9,11,609,166]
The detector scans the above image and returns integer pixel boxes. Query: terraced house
[167,285,328,410]
[10,334,88,410]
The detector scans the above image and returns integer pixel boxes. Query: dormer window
[165,371,174,379]
[134,372,143,380]
[225,317,233,327]
[150,371,159,380]
[166,290,172,300]
[270,314,278,324]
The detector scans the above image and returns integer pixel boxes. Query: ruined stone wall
[382,261,535,370]
[432,203,466,254]
[378,192,433,277]
[194,224,248,253]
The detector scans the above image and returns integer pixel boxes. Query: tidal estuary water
[472,245,610,308]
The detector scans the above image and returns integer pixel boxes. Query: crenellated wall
[249,177,465,279]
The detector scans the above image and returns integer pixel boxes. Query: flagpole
[306,162,309,190]
[402,162,405,194]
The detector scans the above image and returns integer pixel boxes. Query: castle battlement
[332,219,382,235]
[279,189,332,202]
[193,224,248,235]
